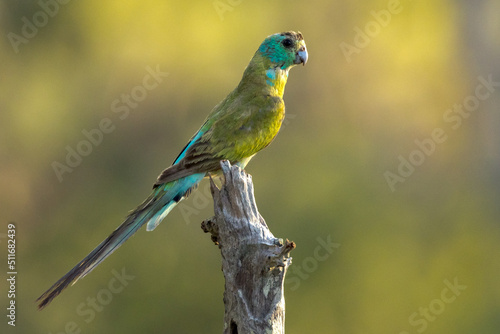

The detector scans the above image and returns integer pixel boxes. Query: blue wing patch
[172,128,205,165]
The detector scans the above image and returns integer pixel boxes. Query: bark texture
[202,161,295,334]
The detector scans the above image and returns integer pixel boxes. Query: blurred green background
[1,0,500,333]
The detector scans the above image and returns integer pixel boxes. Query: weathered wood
[202,161,295,334]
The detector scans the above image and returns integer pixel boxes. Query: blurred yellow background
[1,0,500,333]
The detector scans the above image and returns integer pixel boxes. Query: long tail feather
[37,174,204,310]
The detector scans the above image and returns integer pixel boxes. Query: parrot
[37,31,308,309]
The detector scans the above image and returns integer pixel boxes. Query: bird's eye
[282,38,293,48]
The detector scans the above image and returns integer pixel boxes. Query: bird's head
[238,31,307,96]
[258,31,308,70]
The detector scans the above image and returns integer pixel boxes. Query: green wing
[154,92,284,186]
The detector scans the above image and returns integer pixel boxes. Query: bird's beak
[294,45,308,66]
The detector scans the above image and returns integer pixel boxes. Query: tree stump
[202,161,295,334]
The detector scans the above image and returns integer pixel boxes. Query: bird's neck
[237,53,289,98]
